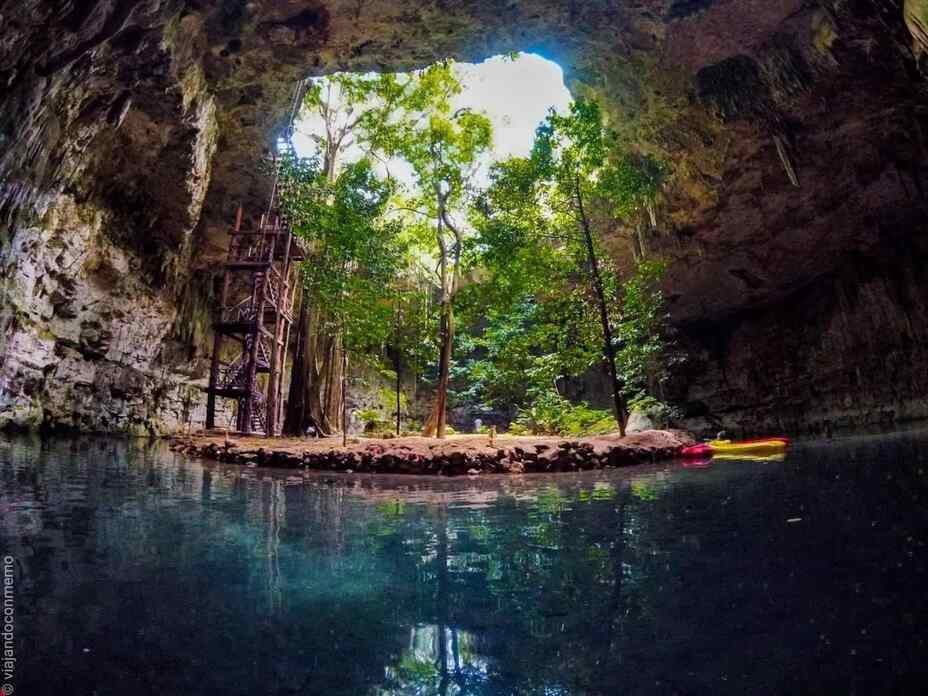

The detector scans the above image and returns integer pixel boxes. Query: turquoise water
[1,431,927,695]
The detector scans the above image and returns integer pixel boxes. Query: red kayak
[681,443,714,458]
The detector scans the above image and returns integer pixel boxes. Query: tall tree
[380,67,493,438]
[530,100,664,435]
[278,155,405,436]
[282,69,461,435]
[283,74,373,435]
[470,99,665,436]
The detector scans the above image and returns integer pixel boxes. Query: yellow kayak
[682,437,790,458]
[710,438,789,455]
[713,452,786,462]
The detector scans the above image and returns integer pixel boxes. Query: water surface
[1,431,926,695]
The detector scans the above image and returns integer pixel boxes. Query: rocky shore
[170,429,695,476]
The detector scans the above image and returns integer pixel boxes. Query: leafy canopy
[455,97,674,429]
[278,154,406,353]
[531,98,665,220]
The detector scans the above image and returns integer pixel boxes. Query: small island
[171,429,694,475]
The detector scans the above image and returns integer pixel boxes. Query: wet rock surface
[1,1,926,433]
[171,430,696,475]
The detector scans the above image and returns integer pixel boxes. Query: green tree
[469,99,667,436]
[278,153,405,436]
[282,67,466,436]
[283,73,383,435]
[379,63,494,438]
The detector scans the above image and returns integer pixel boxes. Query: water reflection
[377,625,489,695]
[1,431,927,695]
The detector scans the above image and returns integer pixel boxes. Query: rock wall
[646,0,928,435]
[0,194,228,433]
[0,0,222,432]
[0,0,926,434]
[678,235,928,436]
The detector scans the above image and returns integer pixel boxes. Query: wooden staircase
[205,206,303,436]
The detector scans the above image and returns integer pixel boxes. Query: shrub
[513,391,616,437]
[627,393,682,427]
[357,407,390,433]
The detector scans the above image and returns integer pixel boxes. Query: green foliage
[394,653,438,683]
[458,97,675,424]
[357,407,391,433]
[601,153,666,219]
[287,66,463,394]
[371,62,492,193]
[378,385,407,414]
[382,64,493,284]
[285,67,679,429]
[388,274,438,384]
[510,391,616,437]
[631,479,659,501]
[300,68,463,163]
[528,98,667,262]
[530,98,665,242]
[278,154,406,355]
[615,259,673,406]
[453,293,599,412]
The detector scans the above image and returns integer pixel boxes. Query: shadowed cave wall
[0,0,926,435]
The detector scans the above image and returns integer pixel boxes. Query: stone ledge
[170,429,696,476]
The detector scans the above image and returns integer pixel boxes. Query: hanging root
[773,134,800,187]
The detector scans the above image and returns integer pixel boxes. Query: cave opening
[260,51,645,443]
[252,48,677,444]
[291,53,573,186]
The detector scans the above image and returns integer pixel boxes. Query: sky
[291,53,572,190]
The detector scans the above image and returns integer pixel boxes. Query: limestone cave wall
[677,233,928,435]
[0,0,926,434]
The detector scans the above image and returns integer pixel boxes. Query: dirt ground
[171,429,696,476]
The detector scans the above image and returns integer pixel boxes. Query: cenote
[3,431,927,695]
[5,2,928,694]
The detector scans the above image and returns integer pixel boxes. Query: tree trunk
[394,333,402,436]
[423,194,460,440]
[282,118,346,438]
[283,296,309,436]
[575,179,629,436]
[423,300,454,438]
[304,344,331,434]
[341,334,348,447]
[283,291,334,436]
[323,332,343,431]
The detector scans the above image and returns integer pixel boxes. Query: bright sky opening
[292,53,572,189]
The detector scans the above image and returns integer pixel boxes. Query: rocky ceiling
[1,0,927,434]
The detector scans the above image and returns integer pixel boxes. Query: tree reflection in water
[2,434,928,695]
[377,624,488,695]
